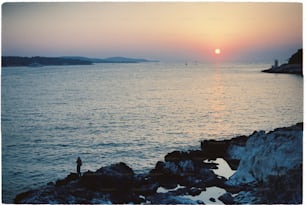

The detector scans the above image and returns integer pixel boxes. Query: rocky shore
[262,63,302,75]
[262,48,303,75]
[14,122,303,204]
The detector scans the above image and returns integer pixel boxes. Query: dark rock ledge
[15,122,303,204]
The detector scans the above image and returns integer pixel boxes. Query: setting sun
[215,48,221,55]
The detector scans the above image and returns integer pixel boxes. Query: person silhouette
[76,157,82,176]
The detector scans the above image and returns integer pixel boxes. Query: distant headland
[1,56,158,67]
[262,48,303,75]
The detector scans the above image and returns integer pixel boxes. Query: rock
[14,123,303,204]
[165,151,185,162]
[164,150,207,164]
[196,199,205,204]
[169,187,190,195]
[201,140,229,159]
[218,192,234,204]
[14,182,74,204]
[227,123,303,204]
[212,176,227,188]
[80,163,139,203]
[149,161,179,188]
[203,162,218,169]
[197,167,216,185]
[56,172,79,186]
[227,123,303,186]
[188,187,202,196]
[224,135,248,170]
[150,158,217,189]
[233,191,260,204]
[179,160,195,173]
[288,48,302,64]
[14,190,36,204]
[262,63,302,75]
[15,162,135,204]
[223,184,243,194]
[133,174,159,196]
[148,193,197,204]
[209,197,216,202]
[253,165,302,204]
[201,134,249,170]
[229,134,248,146]
[188,150,208,163]
[224,159,240,170]
[81,162,134,192]
[47,182,54,186]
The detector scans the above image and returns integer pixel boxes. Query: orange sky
[2,2,302,62]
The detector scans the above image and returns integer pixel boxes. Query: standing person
[76,157,82,177]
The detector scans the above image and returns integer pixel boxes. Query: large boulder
[150,157,217,189]
[201,139,229,159]
[227,123,302,186]
[15,162,136,204]
[227,123,303,204]
[81,162,134,192]
[201,135,248,170]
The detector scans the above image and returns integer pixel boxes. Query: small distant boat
[28,62,43,67]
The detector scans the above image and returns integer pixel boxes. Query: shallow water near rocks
[157,185,226,204]
[2,62,303,202]
[156,158,234,204]
[185,186,226,204]
[157,184,186,194]
[206,158,236,179]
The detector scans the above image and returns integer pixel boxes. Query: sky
[1,2,303,63]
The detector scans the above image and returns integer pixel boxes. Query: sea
[1,62,303,203]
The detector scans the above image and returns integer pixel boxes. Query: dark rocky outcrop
[227,122,303,204]
[81,162,134,191]
[201,134,248,170]
[14,123,303,204]
[150,159,217,189]
[15,162,142,204]
[262,49,303,75]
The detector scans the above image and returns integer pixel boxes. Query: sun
[214,48,221,55]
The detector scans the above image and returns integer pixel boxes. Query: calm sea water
[2,62,303,202]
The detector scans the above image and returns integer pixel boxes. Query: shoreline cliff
[14,123,302,204]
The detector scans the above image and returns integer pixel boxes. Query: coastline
[14,122,303,204]
[262,63,302,75]
[261,48,303,76]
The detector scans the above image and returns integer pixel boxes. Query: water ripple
[2,63,303,203]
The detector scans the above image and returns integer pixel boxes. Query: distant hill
[61,56,158,63]
[2,56,92,67]
[2,56,159,67]
[60,56,107,63]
